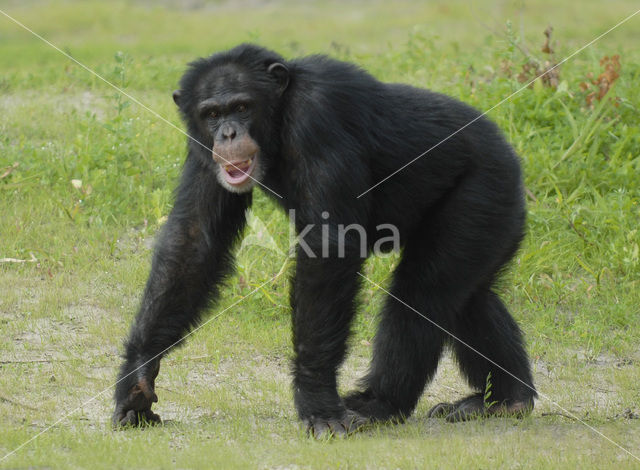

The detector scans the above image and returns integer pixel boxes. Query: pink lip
[222,155,257,185]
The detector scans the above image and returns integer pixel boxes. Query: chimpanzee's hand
[112,358,161,428]
[304,410,369,439]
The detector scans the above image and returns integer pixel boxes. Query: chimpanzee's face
[173,60,289,194]
[189,65,265,193]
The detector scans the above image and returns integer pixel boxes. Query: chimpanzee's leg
[113,155,251,427]
[343,233,450,422]
[428,289,536,422]
[345,170,534,423]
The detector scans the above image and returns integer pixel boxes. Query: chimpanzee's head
[172,44,289,193]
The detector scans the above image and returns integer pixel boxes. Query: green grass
[1,0,639,468]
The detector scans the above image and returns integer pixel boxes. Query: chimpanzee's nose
[222,126,236,140]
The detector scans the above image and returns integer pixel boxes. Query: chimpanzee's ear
[172,90,182,106]
[267,62,289,94]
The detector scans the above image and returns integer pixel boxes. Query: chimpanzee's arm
[113,153,251,427]
[291,250,367,436]
[286,145,372,436]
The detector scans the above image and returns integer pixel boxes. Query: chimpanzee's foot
[304,410,369,439]
[428,393,534,422]
[343,390,406,423]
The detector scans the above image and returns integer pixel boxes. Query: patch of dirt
[2,303,117,364]
[2,276,637,431]
[0,90,107,120]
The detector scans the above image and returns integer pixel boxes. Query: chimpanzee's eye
[237,104,247,113]
[210,110,218,119]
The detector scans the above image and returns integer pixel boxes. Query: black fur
[113,44,536,432]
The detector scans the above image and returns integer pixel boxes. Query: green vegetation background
[1,1,639,468]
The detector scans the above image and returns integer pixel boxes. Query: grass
[1,0,639,468]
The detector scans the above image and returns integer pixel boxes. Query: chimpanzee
[113,44,536,436]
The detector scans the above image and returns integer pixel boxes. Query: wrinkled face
[174,60,288,194]
[191,65,264,193]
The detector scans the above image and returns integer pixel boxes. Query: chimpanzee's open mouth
[221,154,257,185]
